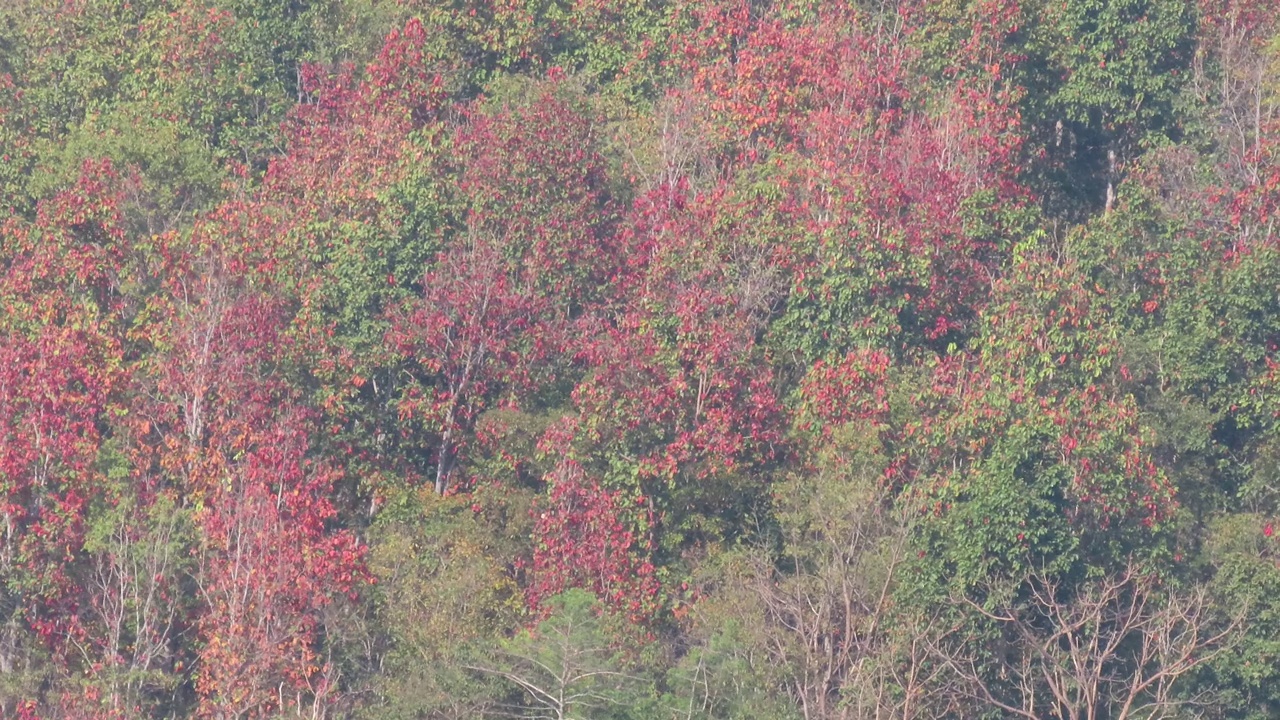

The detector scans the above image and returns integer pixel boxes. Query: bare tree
[681,430,957,720]
[81,493,189,714]
[928,560,1246,720]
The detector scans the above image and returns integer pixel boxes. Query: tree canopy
[2,0,1280,718]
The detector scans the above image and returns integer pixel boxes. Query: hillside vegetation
[1,0,1280,717]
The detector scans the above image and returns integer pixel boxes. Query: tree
[0,159,140,714]
[930,560,1245,720]
[132,229,366,718]
[677,423,915,720]
[914,0,1199,216]
[527,461,661,624]
[469,589,655,720]
[391,240,546,495]
[361,486,526,720]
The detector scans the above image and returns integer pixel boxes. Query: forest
[0,0,1278,717]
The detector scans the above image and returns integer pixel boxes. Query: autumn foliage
[3,0,1280,717]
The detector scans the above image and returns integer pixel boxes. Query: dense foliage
[1,0,1279,717]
